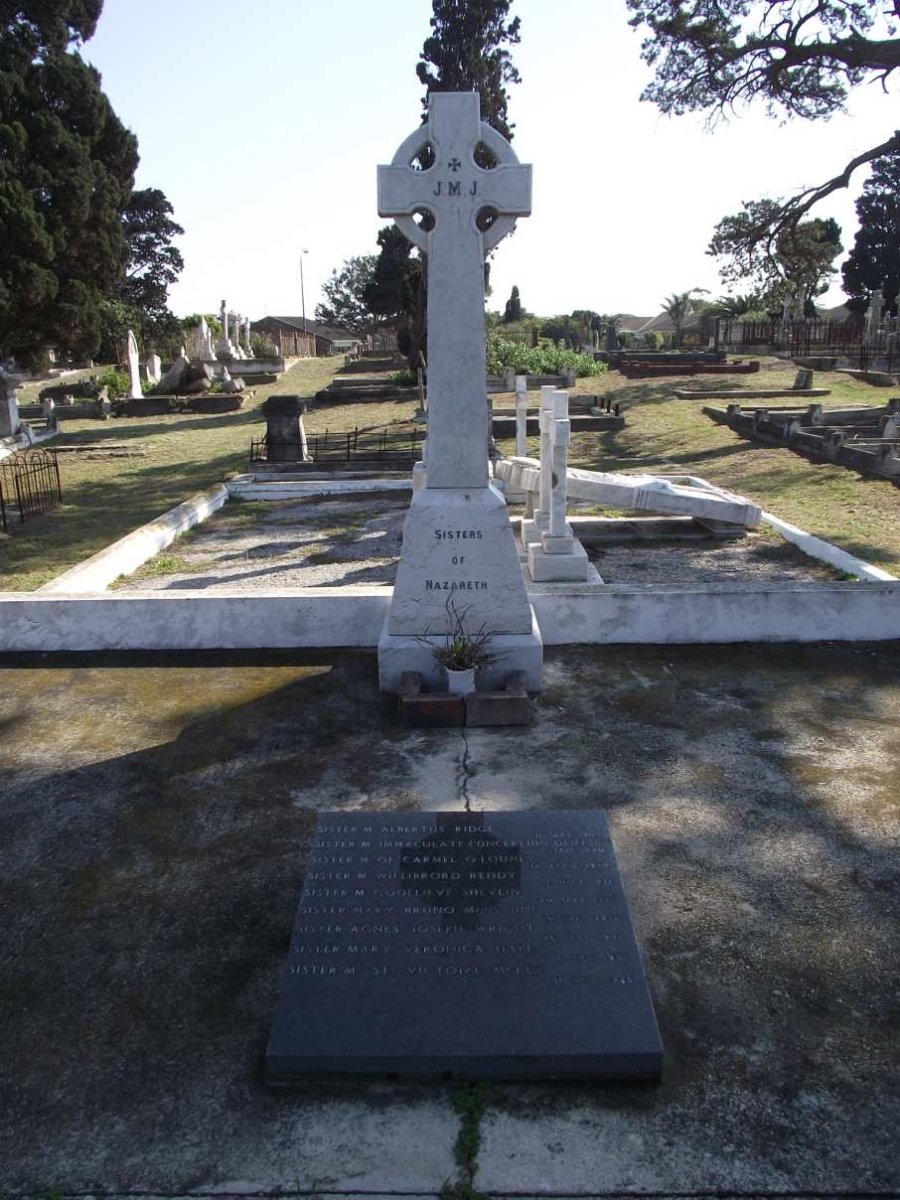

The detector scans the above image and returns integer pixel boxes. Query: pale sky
[82,0,896,321]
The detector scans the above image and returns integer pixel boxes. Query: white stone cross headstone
[0,374,20,437]
[378,91,531,489]
[522,385,555,547]
[526,389,592,582]
[514,374,528,458]
[375,91,541,691]
[545,390,573,548]
[199,316,215,360]
[866,288,885,343]
[126,330,142,398]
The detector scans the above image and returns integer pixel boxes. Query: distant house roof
[251,316,362,343]
[817,303,852,321]
[616,316,652,334]
[258,315,316,334]
[634,310,707,334]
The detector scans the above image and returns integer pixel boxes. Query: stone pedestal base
[378,609,543,694]
[411,461,427,491]
[520,516,548,550]
[541,532,575,554]
[528,539,593,582]
[495,476,527,504]
[389,485,534,635]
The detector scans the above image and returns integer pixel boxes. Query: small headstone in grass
[261,394,309,462]
[126,330,142,399]
[0,374,20,437]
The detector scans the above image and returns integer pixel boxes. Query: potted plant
[419,599,497,695]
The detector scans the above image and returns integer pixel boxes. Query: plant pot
[445,666,476,695]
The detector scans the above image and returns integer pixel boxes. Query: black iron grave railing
[718,316,897,373]
[0,448,63,532]
[250,425,423,465]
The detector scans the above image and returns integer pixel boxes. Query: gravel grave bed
[116,493,846,592]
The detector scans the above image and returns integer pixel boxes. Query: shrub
[388,368,418,385]
[95,369,130,398]
[485,336,605,378]
[251,332,278,358]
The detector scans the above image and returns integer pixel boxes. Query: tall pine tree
[0,2,138,365]
[416,0,521,141]
[373,1,522,366]
[842,151,900,316]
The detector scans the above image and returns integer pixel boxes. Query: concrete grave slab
[0,645,896,1194]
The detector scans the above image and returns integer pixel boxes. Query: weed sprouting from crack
[456,729,476,812]
[441,1083,490,1200]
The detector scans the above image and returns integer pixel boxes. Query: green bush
[388,368,418,385]
[94,368,130,398]
[251,332,278,358]
[486,336,605,378]
[642,330,664,350]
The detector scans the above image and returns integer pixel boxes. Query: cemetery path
[0,643,897,1196]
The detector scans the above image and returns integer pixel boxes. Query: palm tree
[661,290,706,347]
[716,292,766,318]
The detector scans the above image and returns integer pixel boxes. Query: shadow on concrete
[0,644,897,1193]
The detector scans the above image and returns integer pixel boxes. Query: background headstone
[126,330,142,399]
[0,375,21,437]
[261,394,309,461]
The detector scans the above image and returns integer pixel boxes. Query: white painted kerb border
[2,474,898,653]
[1,582,899,652]
[38,484,229,594]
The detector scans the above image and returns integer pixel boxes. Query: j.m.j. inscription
[266,811,663,1081]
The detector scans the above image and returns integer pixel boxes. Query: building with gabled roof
[250,316,364,358]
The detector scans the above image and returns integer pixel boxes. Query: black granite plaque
[265,811,663,1081]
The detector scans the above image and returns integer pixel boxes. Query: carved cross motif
[378,92,530,256]
[377,93,532,489]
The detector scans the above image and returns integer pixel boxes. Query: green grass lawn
[497,358,900,573]
[2,355,898,590]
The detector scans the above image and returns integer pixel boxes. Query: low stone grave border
[1,473,898,654]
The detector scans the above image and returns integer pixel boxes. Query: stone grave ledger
[266,811,663,1082]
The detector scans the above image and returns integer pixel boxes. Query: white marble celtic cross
[378,92,531,489]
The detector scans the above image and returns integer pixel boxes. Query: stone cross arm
[377,92,531,254]
[377,161,532,221]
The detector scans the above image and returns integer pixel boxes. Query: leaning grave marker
[375,92,543,693]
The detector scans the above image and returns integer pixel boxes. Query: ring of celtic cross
[384,119,525,254]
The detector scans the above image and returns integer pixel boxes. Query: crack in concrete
[456,729,475,811]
